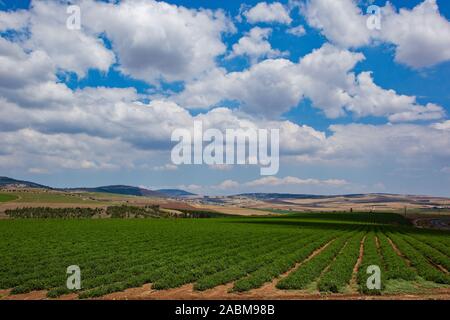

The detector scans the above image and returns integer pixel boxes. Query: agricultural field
[0,194,17,202]
[0,190,102,204]
[0,211,449,300]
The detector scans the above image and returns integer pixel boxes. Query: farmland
[0,211,449,300]
[0,193,17,202]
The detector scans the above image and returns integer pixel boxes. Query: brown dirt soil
[349,236,366,289]
[2,285,450,300]
[387,237,407,259]
[1,290,47,300]
[195,205,274,216]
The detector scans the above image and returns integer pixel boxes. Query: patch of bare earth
[99,283,239,300]
[349,236,366,290]
[1,290,47,300]
[2,286,450,300]
[96,285,450,300]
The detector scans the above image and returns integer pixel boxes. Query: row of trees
[5,205,227,219]
[106,205,164,218]
[5,207,102,218]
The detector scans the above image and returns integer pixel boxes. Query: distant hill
[0,176,50,189]
[1,176,166,198]
[235,193,366,200]
[157,189,196,197]
[70,185,164,197]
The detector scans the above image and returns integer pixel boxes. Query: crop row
[193,231,328,292]
[232,231,340,292]
[357,232,384,294]
[78,231,321,298]
[399,234,450,271]
[317,231,365,293]
[276,231,355,290]
[377,232,416,280]
[387,232,450,284]
[50,231,298,297]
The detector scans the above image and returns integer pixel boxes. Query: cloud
[0,9,29,31]
[82,0,233,83]
[24,0,115,77]
[243,2,292,25]
[228,27,287,63]
[173,59,302,117]
[347,72,445,122]
[0,0,448,196]
[1,84,449,180]
[28,167,50,174]
[431,120,450,131]
[245,176,349,187]
[153,164,178,171]
[302,0,370,48]
[1,0,234,83]
[209,164,233,171]
[0,128,143,171]
[0,37,55,89]
[174,43,444,120]
[286,25,306,37]
[381,0,450,68]
[310,123,450,165]
[214,179,240,190]
[302,0,450,68]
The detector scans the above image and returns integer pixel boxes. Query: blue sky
[0,0,449,196]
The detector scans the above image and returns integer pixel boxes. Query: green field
[0,212,448,299]
[6,191,102,204]
[0,193,18,202]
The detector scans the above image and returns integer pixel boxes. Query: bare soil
[3,286,450,300]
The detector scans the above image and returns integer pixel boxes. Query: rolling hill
[0,176,50,189]
[68,185,164,197]
[156,189,196,197]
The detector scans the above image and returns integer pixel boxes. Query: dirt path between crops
[349,236,366,290]
[387,236,411,264]
[3,286,450,300]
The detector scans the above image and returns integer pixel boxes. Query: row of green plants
[46,227,286,297]
[357,232,384,294]
[410,234,450,257]
[193,231,322,291]
[232,231,340,292]
[0,214,449,299]
[317,232,365,293]
[275,231,354,290]
[388,232,450,284]
[400,234,450,271]
[377,232,416,280]
[78,232,287,298]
